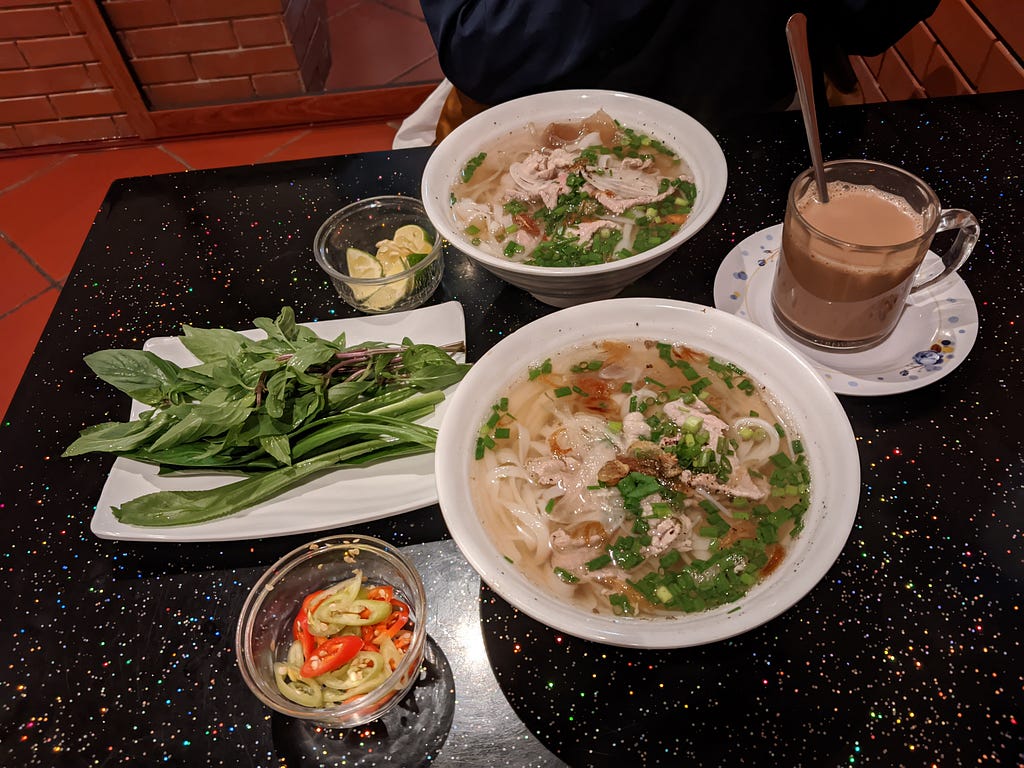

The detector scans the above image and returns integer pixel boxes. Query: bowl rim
[434,298,860,649]
[235,533,428,723]
[421,88,728,277]
[313,194,442,285]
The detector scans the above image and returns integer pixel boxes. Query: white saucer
[713,224,978,396]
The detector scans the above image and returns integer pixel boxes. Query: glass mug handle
[911,208,980,293]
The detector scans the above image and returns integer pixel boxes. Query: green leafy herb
[64,307,471,526]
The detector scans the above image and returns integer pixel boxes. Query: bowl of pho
[434,299,859,648]
[421,90,727,308]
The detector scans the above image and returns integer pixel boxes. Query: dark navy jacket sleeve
[420,0,939,129]
[420,0,669,105]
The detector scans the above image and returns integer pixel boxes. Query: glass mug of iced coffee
[770,159,979,351]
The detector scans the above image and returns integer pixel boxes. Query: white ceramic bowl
[421,90,727,307]
[435,299,859,648]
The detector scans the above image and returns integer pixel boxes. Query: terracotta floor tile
[325,3,438,90]
[0,287,59,423]
[160,128,309,170]
[266,121,397,163]
[0,152,67,193]
[0,145,187,281]
[0,237,54,313]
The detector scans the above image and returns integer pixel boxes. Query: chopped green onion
[586,553,612,571]
[554,567,579,584]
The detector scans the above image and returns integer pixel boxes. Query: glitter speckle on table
[2,92,1022,767]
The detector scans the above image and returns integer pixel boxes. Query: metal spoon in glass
[786,13,829,203]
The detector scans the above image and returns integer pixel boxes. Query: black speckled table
[2,91,1021,768]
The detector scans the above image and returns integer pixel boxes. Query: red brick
[0,64,94,98]
[0,94,55,123]
[122,22,238,57]
[925,0,995,84]
[48,88,121,118]
[972,0,1024,57]
[877,49,926,101]
[130,54,195,84]
[13,115,118,146]
[101,0,175,29]
[145,76,255,108]
[921,43,975,96]
[252,69,302,96]
[976,42,1024,93]
[233,16,287,47]
[895,23,937,81]
[170,0,284,23]
[0,40,27,70]
[0,124,21,149]
[16,35,95,67]
[191,45,297,78]
[0,7,69,39]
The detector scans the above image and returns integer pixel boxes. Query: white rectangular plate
[90,302,466,542]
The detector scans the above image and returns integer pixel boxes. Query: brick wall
[850,0,1024,102]
[1,0,1021,151]
[0,0,331,149]
[0,1,132,149]
[106,0,330,109]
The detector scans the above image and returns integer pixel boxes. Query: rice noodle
[469,338,807,618]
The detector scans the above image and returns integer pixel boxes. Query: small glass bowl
[235,534,427,728]
[314,195,444,314]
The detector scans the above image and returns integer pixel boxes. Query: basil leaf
[406,362,473,391]
[260,434,292,466]
[148,402,252,452]
[84,349,182,405]
[326,381,373,411]
[62,411,170,456]
[180,325,248,364]
[286,340,338,373]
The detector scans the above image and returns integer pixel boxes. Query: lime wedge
[362,281,411,312]
[345,247,383,301]
[346,247,382,279]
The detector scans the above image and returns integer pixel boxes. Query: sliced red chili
[299,635,364,678]
[293,589,324,659]
[380,611,408,640]
[393,629,413,652]
[366,585,394,602]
